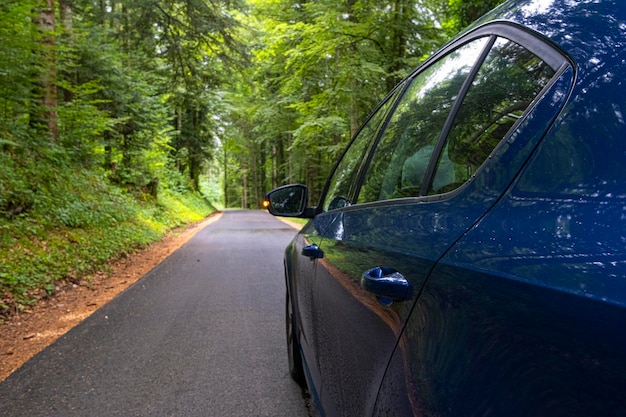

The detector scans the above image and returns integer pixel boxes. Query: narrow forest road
[0,213,226,382]
[0,210,311,417]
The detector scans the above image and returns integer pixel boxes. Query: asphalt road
[0,210,310,417]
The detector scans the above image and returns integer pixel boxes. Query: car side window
[357,38,490,203]
[322,87,402,211]
[428,37,556,194]
[358,35,557,203]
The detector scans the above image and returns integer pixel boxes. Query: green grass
[0,170,216,317]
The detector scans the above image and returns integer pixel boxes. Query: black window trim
[320,21,570,213]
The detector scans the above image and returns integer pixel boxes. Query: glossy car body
[265,1,626,416]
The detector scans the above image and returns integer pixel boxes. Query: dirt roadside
[0,213,227,382]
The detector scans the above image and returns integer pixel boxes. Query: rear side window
[357,35,557,203]
[429,37,556,195]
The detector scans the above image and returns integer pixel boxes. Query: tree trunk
[223,146,229,207]
[387,0,408,91]
[241,164,248,208]
[32,0,58,140]
[258,144,266,208]
[59,0,74,103]
[59,0,72,31]
[99,0,106,26]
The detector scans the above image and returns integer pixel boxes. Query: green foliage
[57,80,116,167]
[0,166,215,315]
[444,0,506,35]
[0,1,37,145]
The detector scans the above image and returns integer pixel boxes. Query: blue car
[264,0,626,415]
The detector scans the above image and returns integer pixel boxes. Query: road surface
[0,210,310,417]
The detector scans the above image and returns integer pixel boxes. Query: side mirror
[264,184,315,218]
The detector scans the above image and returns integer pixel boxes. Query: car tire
[286,289,306,387]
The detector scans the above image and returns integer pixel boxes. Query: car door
[309,25,571,417]
[290,85,404,398]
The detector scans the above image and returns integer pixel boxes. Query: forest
[0,0,502,314]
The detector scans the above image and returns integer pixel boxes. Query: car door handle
[361,266,413,305]
[302,243,324,259]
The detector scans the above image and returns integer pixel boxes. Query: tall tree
[32,0,58,140]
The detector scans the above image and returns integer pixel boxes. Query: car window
[428,37,557,194]
[322,87,402,211]
[358,35,557,203]
[357,38,490,203]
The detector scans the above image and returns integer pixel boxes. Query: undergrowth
[0,169,216,317]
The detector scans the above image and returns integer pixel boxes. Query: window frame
[319,22,570,213]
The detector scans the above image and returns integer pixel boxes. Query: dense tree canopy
[0,0,504,216]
